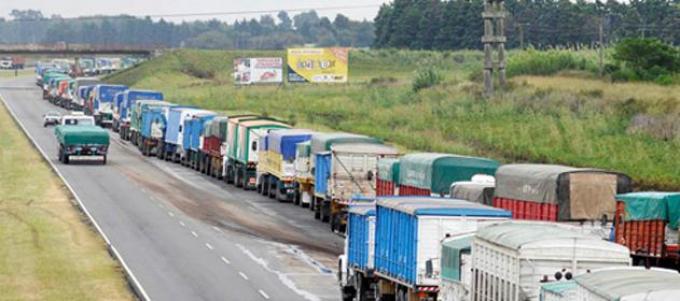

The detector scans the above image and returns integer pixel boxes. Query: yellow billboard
[287,48,348,83]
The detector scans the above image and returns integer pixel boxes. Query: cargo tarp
[617,192,680,229]
[268,129,314,161]
[495,164,632,220]
[206,117,228,140]
[55,126,109,145]
[450,182,495,205]
[440,235,472,282]
[377,158,400,183]
[310,132,381,154]
[399,153,499,195]
[574,269,680,301]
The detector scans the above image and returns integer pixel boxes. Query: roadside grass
[0,102,132,300]
[0,69,33,78]
[107,49,679,190]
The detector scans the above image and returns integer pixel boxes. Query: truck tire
[102,155,107,165]
[314,200,321,220]
[321,202,330,223]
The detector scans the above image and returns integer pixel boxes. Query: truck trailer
[377,158,400,196]
[87,84,128,128]
[225,119,289,189]
[119,90,164,141]
[342,197,511,301]
[163,108,211,162]
[466,222,631,301]
[139,102,177,157]
[492,164,633,239]
[257,129,314,202]
[397,153,500,197]
[182,111,216,168]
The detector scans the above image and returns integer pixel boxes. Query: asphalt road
[0,77,342,301]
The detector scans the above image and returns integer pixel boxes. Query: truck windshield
[64,118,94,126]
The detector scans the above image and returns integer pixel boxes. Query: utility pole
[482,0,507,96]
[598,17,604,77]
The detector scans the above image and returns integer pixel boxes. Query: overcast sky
[0,0,388,23]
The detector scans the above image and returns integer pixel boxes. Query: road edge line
[0,92,151,301]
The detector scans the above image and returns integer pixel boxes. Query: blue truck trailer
[163,108,211,162]
[112,91,126,132]
[88,84,128,128]
[339,196,510,301]
[139,101,176,157]
[119,89,164,141]
[182,111,216,168]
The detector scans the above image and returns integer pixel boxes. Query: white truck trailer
[468,222,632,301]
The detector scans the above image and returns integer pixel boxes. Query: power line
[4,4,381,23]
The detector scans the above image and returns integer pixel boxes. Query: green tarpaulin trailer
[398,153,500,195]
[617,192,680,229]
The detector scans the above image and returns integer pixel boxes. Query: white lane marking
[179,221,186,227]
[0,94,152,300]
[205,243,214,250]
[168,211,175,217]
[221,256,230,265]
[191,231,198,238]
[239,272,249,280]
[258,290,270,300]
[212,226,222,233]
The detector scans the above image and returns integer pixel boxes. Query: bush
[611,38,680,83]
[412,67,443,92]
[506,49,597,77]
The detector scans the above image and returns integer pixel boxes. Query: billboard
[233,57,283,85]
[287,48,349,83]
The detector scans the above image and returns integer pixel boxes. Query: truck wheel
[102,155,107,165]
[321,202,330,223]
[314,200,321,220]
[330,215,337,232]
[63,154,70,164]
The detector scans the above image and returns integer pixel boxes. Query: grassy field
[0,102,133,300]
[107,49,679,190]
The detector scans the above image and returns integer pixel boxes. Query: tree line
[374,0,680,50]
[0,9,374,49]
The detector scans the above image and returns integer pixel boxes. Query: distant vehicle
[42,111,61,127]
[55,114,109,164]
[0,56,25,69]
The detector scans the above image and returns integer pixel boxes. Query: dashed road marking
[212,226,222,233]
[191,231,198,238]
[239,272,249,280]
[179,221,186,227]
[168,211,175,217]
[258,290,270,299]
[221,256,230,264]
[205,243,214,250]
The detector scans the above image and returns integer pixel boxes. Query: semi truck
[87,84,128,128]
[339,197,511,301]
[318,143,399,232]
[182,111,216,168]
[309,133,383,223]
[225,118,289,189]
[199,116,229,178]
[540,267,680,301]
[54,114,110,165]
[613,192,680,267]
[465,222,631,301]
[223,116,272,183]
[396,153,500,197]
[139,102,177,156]
[257,129,314,202]
[72,78,100,110]
[118,90,164,141]
[163,108,211,162]
[492,164,633,239]
[293,140,314,208]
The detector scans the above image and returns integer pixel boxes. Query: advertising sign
[233,57,283,85]
[287,48,349,83]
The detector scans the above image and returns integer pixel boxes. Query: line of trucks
[36,66,680,301]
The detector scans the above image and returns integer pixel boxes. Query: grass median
[0,101,132,300]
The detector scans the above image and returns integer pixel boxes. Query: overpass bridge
[0,43,157,57]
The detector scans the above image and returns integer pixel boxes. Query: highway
[0,76,342,301]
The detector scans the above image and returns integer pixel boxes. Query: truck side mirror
[425,259,433,278]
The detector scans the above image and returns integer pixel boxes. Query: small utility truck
[54,113,110,164]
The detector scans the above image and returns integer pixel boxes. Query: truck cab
[55,113,109,164]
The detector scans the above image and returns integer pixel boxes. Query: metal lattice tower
[482,0,506,96]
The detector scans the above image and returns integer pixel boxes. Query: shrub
[506,49,597,77]
[611,38,680,83]
[412,67,443,92]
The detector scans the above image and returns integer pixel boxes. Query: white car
[43,111,61,127]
